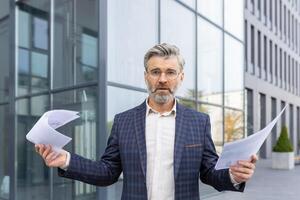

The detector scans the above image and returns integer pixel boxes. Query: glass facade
[0,0,245,199]
[0,1,10,199]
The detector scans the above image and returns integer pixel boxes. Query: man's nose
[158,72,168,83]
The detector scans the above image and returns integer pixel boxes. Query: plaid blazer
[58,101,245,199]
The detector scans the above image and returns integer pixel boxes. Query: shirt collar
[146,98,177,117]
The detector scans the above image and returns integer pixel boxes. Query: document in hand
[215,105,287,170]
[26,110,80,152]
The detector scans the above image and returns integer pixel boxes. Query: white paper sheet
[215,105,287,170]
[26,110,79,152]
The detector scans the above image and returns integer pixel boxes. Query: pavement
[201,159,300,200]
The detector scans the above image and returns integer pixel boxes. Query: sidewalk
[203,159,300,200]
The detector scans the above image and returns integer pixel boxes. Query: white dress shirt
[145,100,176,200]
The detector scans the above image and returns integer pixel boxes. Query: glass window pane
[16,96,50,200]
[161,0,196,99]
[79,32,98,82]
[224,109,244,142]
[53,0,99,88]
[17,49,30,96]
[197,0,223,26]
[108,0,158,88]
[107,86,148,130]
[53,0,74,88]
[31,52,49,93]
[31,52,48,78]
[224,0,244,40]
[0,8,10,103]
[199,104,223,153]
[224,34,244,109]
[0,104,10,200]
[17,4,50,96]
[197,18,223,105]
[177,99,196,110]
[75,0,98,85]
[52,87,97,200]
[18,10,30,48]
[33,17,48,50]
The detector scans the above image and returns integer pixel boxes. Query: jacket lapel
[174,103,186,179]
[134,101,147,178]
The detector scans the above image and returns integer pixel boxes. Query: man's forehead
[147,56,180,70]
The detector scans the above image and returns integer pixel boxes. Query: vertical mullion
[222,0,225,145]
[195,0,198,110]
[158,0,161,43]
[97,0,108,199]
[9,0,17,199]
[49,1,54,200]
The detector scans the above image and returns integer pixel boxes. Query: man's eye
[151,70,161,75]
[167,71,177,75]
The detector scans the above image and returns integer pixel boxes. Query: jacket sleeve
[58,115,122,186]
[199,115,245,192]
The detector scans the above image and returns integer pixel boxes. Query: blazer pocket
[184,143,202,148]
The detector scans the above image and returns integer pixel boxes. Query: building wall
[245,0,300,158]
[0,0,245,199]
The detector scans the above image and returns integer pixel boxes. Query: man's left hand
[229,154,258,183]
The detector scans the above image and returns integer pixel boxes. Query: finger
[35,144,40,153]
[45,151,57,162]
[38,144,46,155]
[238,161,256,169]
[231,171,251,181]
[231,166,254,175]
[42,145,52,159]
[251,155,258,163]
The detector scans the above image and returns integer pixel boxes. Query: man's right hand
[35,144,68,168]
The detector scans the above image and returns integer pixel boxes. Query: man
[36,43,257,200]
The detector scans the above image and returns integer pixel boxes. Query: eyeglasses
[147,68,180,80]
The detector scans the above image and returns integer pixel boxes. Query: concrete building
[244,0,300,158]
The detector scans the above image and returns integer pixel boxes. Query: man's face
[144,56,184,104]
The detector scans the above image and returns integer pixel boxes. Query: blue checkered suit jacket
[58,101,245,199]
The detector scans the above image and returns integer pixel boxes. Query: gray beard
[145,81,179,104]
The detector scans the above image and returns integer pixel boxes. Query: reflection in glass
[224,34,244,109]
[31,52,48,78]
[52,87,97,200]
[17,7,49,96]
[75,0,98,85]
[31,52,48,93]
[197,0,223,26]
[79,33,98,82]
[107,86,147,130]
[161,0,196,99]
[224,109,244,143]
[224,0,243,40]
[53,0,74,88]
[197,18,223,105]
[0,9,10,103]
[0,105,10,199]
[177,99,196,110]
[16,96,50,200]
[33,17,48,50]
[53,0,99,88]
[199,104,223,152]
[19,10,30,48]
[108,0,158,88]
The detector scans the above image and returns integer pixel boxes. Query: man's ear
[180,72,184,81]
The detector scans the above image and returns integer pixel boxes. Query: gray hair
[144,43,185,71]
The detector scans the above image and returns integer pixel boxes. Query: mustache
[152,87,172,93]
